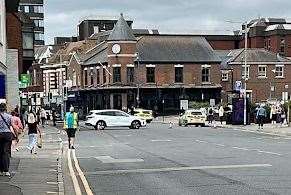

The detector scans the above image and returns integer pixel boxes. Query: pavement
[71,122,291,194]
[153,115,291,136]
[0,125,65,195]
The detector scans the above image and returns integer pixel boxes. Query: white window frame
[24,6,29,13]
[221,71,229,81]
[202,66,211,83]
[242,65,250,79]
[258,65,267,78]
[275,65,284,78]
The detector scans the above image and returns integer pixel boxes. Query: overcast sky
[44,0,291,44]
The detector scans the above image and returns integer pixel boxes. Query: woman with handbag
[0,103,15,176]
[27,111,41,154]
[11,111,23,151]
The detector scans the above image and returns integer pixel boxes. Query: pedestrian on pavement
[52,108,56,126]
[27,111,42,154]
[40,108,46,127]
[23,109,28,127]
[218,105,224,124]
[0,103,15,176]
[11,111,23,151]
[63,106,78,149]
[256,105,267,130]
[36,108,41,124]
[208,107,214,124]
[270,105,277,124]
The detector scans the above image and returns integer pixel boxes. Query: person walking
[52,108,56,126]
[40,108,46,127]
[0,103,15,176]
[218,105,224,125]
[208,107,214,124]
[63,107,78,149]
[11,111,23,151]
[256,105,267,130]
[27,111,41,154]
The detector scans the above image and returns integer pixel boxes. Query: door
[114,111,131,126]
[100,111,115,127]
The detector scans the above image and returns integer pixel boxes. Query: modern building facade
[18,0,44,45]
[78,15,133,41]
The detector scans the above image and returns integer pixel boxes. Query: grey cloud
[44,0,291,44]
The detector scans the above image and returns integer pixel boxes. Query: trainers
[71,146,75,149]
[3,172,10,177]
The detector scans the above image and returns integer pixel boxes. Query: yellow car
[133,109,154,123]
[178,109,206,127]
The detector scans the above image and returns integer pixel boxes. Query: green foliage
[189,101,210,109]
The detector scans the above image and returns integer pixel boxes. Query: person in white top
[40,108,47,127]
[218,106,224,125]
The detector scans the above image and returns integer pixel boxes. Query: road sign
[20,74,30,84]
[180,100,189,110]
[210,99,215,107]
[235,81,242,91]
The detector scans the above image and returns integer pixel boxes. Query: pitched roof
[218,48,291,66]
[136,36,221,63]
[107,14,136,41]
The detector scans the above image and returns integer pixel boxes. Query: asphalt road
[71,123,291,195]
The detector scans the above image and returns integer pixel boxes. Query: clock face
[112,44,121,54]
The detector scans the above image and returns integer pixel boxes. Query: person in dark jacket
[256,105,267,130]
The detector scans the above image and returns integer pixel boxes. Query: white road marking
[254,150,282,156]
[95,156,144,163]
[67,149,82,195]
[232,146,249,151]
[214,144,225,147]
[46,192,58,194]
[72,150,94,195]
[195,139,208,143]
[114,135,132,137]
[85,164,272,175]
[151,139,172,142]
[46,182,58,185]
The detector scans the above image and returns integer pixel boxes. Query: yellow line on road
[67,149,82,195]
[72,149,94,195]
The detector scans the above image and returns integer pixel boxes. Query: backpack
[66,112,74,128]
[28,113,36,124]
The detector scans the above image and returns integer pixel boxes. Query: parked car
[178,109,207,127]
[132,109,154,123]
[85,109,147,130]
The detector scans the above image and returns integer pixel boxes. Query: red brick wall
[6,13,23,75]
[222,64,291,102]
[208,40,236,50]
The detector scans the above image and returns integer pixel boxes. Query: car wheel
[95,121,106,130]
[178,121,182,126]
[201,123,205,127]
[131,120,141,129]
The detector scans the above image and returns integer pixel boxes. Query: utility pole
[243,22,248,126]
[135,52,140,108]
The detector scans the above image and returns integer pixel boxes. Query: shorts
[66,128,76,138]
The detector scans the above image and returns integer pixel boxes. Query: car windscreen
[142,111,151,114]
[191,112,202,115]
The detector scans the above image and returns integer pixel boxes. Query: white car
[85,109,147,130]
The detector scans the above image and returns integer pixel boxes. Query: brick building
[220,48,291,103]
[66,14,222,115]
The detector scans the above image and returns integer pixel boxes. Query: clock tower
[106,13,137,109]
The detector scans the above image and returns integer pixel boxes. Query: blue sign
[0,75,6,99]
[235,81,242,91]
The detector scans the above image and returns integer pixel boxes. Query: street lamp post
[135,52,140,108]
[243,22,248,126]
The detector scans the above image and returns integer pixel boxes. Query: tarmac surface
[71,122,291,195]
